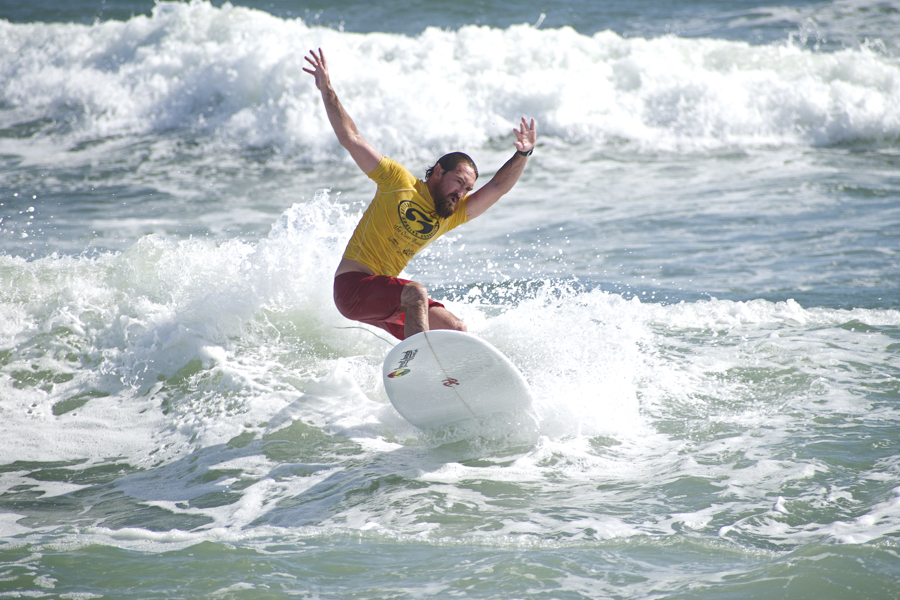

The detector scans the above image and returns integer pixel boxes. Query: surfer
[304,48,536,340]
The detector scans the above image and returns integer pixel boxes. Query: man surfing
[303,48,536,340]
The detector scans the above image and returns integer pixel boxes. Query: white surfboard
[382,330,533,430]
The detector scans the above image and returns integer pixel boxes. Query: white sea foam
[1,181,899,549]
[1,0,899,163]
[1,3,899,598]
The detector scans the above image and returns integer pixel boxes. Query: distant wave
[1,0,899,156]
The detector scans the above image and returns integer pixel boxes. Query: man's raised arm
[303,48,382,174]
[465,118,537,220]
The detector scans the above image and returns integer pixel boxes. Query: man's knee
[400,281,428,310]
[451,316,468,333]
[429,306,467,333]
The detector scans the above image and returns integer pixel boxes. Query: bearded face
[431,164,476,218]
[433,191,458,218]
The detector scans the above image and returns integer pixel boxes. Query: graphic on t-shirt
[398,200,438,240]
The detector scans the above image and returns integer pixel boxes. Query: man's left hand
[513,118,537,154]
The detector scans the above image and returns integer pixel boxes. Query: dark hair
[425,152,479,181]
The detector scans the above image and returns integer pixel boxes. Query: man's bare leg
[428,306,467,333]
[400,282,429,339]
[400,282,466,339]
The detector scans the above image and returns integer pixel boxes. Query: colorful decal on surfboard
[388,349,418,379]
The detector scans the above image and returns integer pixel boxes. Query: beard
[433,192,459,219]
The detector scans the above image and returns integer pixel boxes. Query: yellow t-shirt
[342,157,469,277]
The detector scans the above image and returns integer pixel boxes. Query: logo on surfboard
[442,378,460,387]
[388,349,418,379]
[397,349,417,368]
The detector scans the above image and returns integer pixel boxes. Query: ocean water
[1,0,899,598]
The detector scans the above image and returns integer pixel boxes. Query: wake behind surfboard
[382,330,534,430]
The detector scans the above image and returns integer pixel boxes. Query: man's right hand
[302,48,332,93]
[302,48,383,175]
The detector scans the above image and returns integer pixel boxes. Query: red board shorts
[333,272,445,341]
